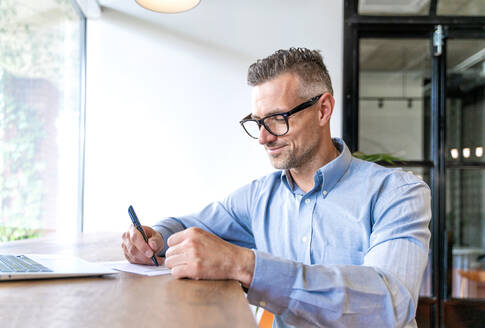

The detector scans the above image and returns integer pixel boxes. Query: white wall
[84,1,343,231]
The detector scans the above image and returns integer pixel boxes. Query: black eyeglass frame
[239,94,323,139]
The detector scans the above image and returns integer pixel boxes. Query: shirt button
[322,190,327,196]
[259,301,266,307]
[301,236,308,243]
[305,198,310,204]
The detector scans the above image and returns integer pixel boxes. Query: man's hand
[121,225,164,265]
[164,227,255,288]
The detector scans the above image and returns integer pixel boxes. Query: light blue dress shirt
[154,138,431,328]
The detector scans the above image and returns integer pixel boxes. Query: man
[122,48,431,327]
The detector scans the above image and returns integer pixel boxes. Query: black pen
[128,205,158,266]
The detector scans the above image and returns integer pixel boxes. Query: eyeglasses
[239,94,322,139]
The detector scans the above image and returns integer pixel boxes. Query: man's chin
[268,155,289,170]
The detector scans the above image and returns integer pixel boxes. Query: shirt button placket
[299,196,312,262]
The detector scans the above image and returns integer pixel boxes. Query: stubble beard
[267,141,319,170]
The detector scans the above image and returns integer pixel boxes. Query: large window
[0,0,85,241]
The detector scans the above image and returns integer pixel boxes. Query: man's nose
[258,125,277,145]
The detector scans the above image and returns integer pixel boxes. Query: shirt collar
[281,138,352,195]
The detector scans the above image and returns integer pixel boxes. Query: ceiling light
[463,148,471,159]
[476,146,484,158]
[450,148,459,159]
[135,0,200,13]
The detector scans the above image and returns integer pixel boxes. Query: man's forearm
[247,244,427,327]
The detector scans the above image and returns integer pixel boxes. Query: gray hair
[247,47,333,98]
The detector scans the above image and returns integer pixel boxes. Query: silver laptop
[0,254,118,281]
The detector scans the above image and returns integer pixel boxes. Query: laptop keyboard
[0,255,53,272]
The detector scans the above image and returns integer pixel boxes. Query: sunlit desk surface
[0,232,257,328]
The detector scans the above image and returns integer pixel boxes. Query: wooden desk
[0,232,257,328]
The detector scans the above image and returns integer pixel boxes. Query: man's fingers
[154,256,165,266]
[166,230,186,247]
[164,253,187,269]
[147,233,164,253]
[167,227,205,247]
[122,241,164,265]
[121,241,152,265]
[134,226,164,254]
[170,261,205,280]
[165,242,187,258]
[129,226,154,257]
[170,264,191,279]
[121,226,166,266]
[129,243,152,263]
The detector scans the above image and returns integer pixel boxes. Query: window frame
[70,0,87,233]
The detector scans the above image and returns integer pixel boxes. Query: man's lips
[265,144,287,155]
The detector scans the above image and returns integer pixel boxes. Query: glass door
[446,39,485,300]
[344,1,485,326]
[352,27,485,328]
[358,37,434,298]
[443,37,485,326]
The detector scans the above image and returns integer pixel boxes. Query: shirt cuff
[247,250,296,314]
[152,218,186,256]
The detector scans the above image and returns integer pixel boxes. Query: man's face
[251,73,323,170]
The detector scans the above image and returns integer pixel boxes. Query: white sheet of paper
[102,260,171,276]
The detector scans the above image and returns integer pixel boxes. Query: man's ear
[318,93,335,126]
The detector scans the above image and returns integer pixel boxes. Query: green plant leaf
[352,151,402,164]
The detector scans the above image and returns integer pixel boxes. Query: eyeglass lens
[242,114,288,138]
